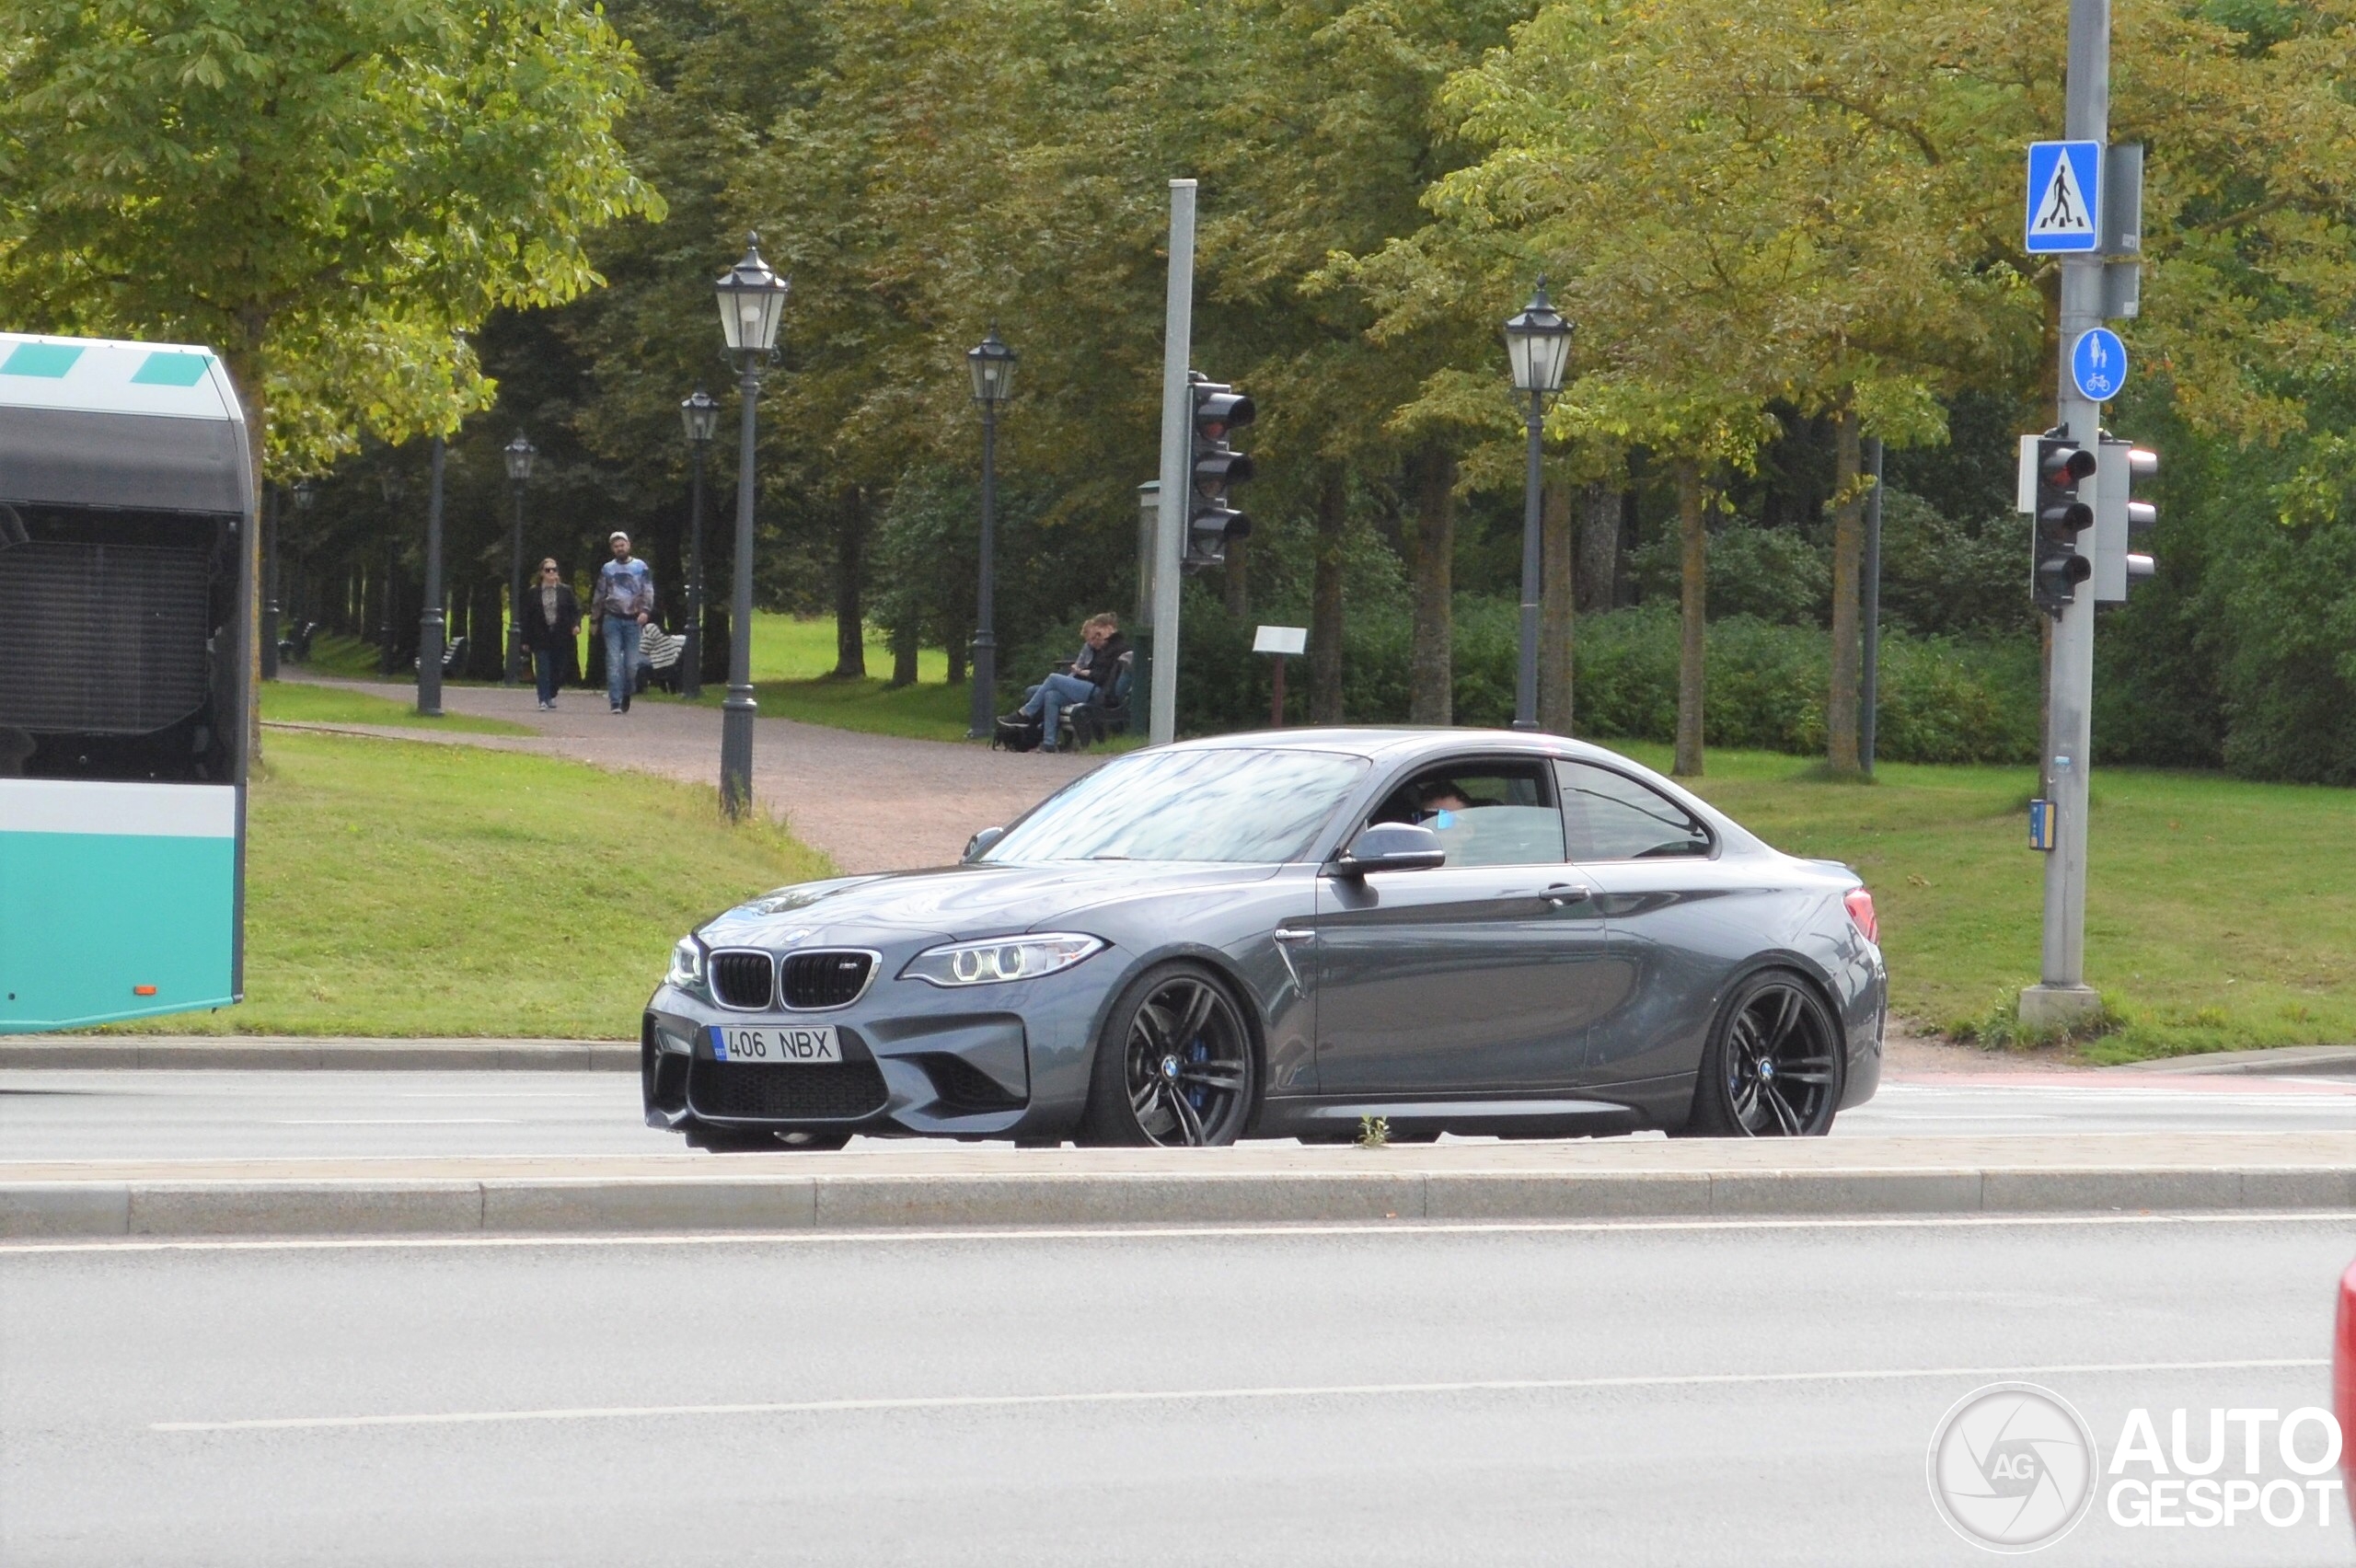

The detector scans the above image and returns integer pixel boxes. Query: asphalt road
[9,1069,2356,1160]
[4,1213,2351,1566]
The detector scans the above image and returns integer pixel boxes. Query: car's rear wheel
[1681,970,1842,1137]
[1080,962,1256,1147]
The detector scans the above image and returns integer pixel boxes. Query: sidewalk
[274,671,1093,873]
[9,1133,2356,1239]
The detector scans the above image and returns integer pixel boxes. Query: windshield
[984,747,1370,864]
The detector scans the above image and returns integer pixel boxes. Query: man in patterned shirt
[592,531,656,713]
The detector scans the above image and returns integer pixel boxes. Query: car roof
[1164,726,1631,767]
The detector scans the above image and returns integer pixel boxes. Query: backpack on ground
[993,713,1044,753]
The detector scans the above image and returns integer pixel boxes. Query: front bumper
[641,958,1125,1140]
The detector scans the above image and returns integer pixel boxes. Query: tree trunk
[1540,481,1574,735]
[1673,458,1707,778]
[1576,474,1620,617]
[1222,532,1248,621]
[1310,461,1347,724]
[1404,446,1454,725]
[1825,403,1865,777]
[889,622,918,688]
[831,484,865,677]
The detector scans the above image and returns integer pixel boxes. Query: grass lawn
[116,731,832,1038]
[1603,742,2356,1062]
[260,680,532,735]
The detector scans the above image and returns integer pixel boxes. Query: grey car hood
[697,860,1284,949]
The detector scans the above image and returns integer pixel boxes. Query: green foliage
[0,0,661,473]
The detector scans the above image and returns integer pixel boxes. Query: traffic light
[1185,373,1254,571]
[2032,435,2096,617]
[2094,436,2157,602]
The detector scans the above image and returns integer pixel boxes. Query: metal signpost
[1147,179,1195,748]
[1253,624,1306,728]
[2019,0,2119,1032]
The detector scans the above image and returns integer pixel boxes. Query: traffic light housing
[2093,436,2157,601]
[1185,374,1255,571]
[2032,436,2096,617]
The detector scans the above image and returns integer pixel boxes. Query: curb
[0,1039,635,1072]
[7,1164,2354,1240]
[2111,1045,2356,1078]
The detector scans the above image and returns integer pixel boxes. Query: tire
[1078,962,1257,1147]
[1680,969,1844,1137]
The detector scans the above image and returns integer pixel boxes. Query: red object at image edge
[1842,888,1878,944]
[2336,1262,2356,1499]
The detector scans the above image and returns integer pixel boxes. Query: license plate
[709,1024,839,1064]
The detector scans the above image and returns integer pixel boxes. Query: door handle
[1542,884,1595,908]
[1274,928,1315,944]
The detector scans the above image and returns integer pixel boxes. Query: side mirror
[963,826,1007,862]
[1330,821,1446,878]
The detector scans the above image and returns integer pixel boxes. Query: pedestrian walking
[591,530,656,713]
[517,558,582,709]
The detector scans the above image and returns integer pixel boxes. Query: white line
[152,1358,2331,1434]
[10,1209,2356,1257]
[271,1119,522,1126]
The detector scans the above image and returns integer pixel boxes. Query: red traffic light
[2039,444,2096,486]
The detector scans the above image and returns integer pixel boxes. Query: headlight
[667,937,708,992]
[901,933,1105,987]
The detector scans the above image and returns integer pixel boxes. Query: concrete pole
[1148,179,1196,748]
[2022,0,2109,1030]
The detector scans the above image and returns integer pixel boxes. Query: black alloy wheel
[1080,963,1256,1147]
[1684,971,1842,1137]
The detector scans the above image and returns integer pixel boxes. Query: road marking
[271,1119,523,1125]
[10,1209,2356,1257]
[153,1357,2330,1434]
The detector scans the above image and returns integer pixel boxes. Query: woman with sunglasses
[518,559,583,709]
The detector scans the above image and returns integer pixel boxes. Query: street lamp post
[502,432,537,686]
[964,329,1017,738]
[712,235,790,818]
[679,389,721,702]
[417,434,447,718]
[1503,280,1573,732]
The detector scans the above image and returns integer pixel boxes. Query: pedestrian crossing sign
[2026,142,2102,254]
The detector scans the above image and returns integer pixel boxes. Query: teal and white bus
[0,331,252,1032]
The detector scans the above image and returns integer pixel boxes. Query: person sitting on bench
[1003,612,1131,754]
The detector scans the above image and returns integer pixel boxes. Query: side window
[1555,760,1713,860]
[1368,760,1565,867]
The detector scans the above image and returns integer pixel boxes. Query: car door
[1553,758,1732,1090]
[1309,757,1619,1096]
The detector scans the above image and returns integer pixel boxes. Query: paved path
[277,673,1093,873]
[6,1212,2350,1565]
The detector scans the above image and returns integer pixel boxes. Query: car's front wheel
[1680,970,1843,1137]
[1080,962,1256,1147]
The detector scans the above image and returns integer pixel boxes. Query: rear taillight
[1843,887,1878,944]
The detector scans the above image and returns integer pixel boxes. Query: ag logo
[1927,1383,2098,1552]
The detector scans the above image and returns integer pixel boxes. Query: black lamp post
[417,434,448,718]
[964,328,1017,738]
[712,234,790,818]
[679,388,721,701]
[1502,280,1573,732]
[502,432,537,686]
